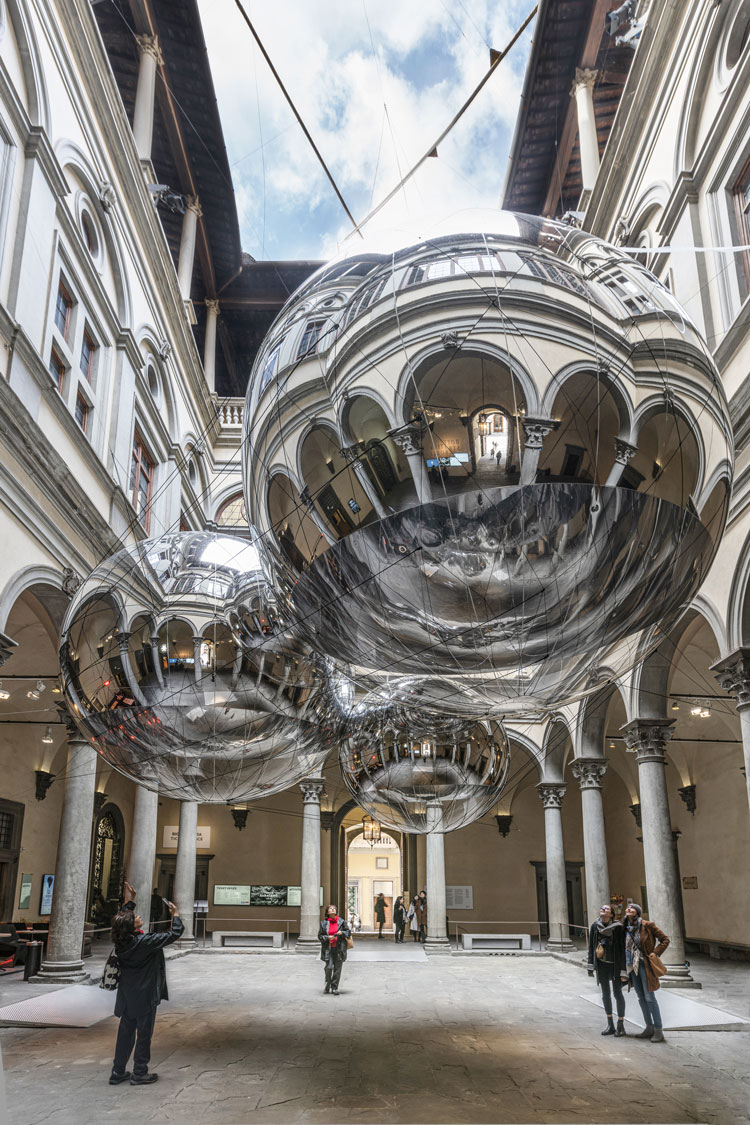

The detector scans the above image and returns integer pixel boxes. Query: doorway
[531,860,585,938]
[345,829,401,931]
[88,803,125,922]
[0,799,24,920]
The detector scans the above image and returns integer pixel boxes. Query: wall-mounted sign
[18,873,32,912]
[39,874,55,915]
[213,885,251,906]
[446,885,473,910]
[682,875,699,890]
[162,826,211,849]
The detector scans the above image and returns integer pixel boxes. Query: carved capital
[62,567,81,596]
[205,298,220,316]
[522,416,558,450]
[613,438,638,465]
[299,778,325,805]
[93,791,108,816]
[135,34,164,66]
[570,66,598,97]
[621,718,674,764]
[712,648,750,711]
[571,758,608,790]
[299,485,315,511]
[388,425,423,457]
[185,194,203,218]
[537,782,566,809]
[56,702,82,739]
[339,444,358,465]
[320,810,335,832]
[114,631,131,652]
[0,631,18,668]
[441,330,460,349]
[231,807,249,831]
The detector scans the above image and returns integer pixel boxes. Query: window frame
[733,151,750,288]
[74,390,89,433]
[131,430,156,532]
[49,349,66,394]
[79,325,97,384]
[54,278,74,341]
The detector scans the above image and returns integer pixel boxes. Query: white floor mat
[582,988,749,1031]
[0,984,115,1028]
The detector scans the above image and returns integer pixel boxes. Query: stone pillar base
[545,939,576,954]
[177,937,195,949]
[660,964,700,989]
[34,960,90,985]
[295,938,320,953]
[424,937,452,955]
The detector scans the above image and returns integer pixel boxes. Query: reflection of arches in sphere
[298,423,373,540]
[631,403,702,508]
[267,472,324,571]
[538,369,628,486]
[341,395,408,504]
[88,803,126,918]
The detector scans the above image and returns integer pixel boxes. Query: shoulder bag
[100,947,120,991]
[649,951,667,977]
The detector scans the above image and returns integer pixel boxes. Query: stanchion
[23,942,43,981]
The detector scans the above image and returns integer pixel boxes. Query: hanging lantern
[362,814,382,845]
[477,414,490,436]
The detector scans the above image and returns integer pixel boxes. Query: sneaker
[331,988,339,995]
[130,1073,159,1085]
[109,1071,131,1086]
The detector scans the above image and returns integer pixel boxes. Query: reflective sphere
[244,210,732,713]
[340,699,509,833]
[59,531,336,802]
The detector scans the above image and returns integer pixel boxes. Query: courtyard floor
[1,946,749,1125]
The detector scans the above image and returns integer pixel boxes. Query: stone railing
[217,399,244,427]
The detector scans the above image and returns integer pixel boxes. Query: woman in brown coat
[624,903,670,1043]
[418,890,427,943]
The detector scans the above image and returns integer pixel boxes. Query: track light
[26,679,46,701]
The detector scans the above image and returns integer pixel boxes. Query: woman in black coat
[318,904,351,994]
[374,892,387,939]
[109,881,184,1086]
[393,896,407,943]
[587,903,627,1037]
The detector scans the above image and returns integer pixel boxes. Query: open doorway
[472,409,512,474]
[345,828,401,933]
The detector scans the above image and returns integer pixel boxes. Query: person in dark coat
[318,904,351,995]
[109,880,184,1086]
[418,890,428,943]
[587,903,627,1036]
[393,896,407,943]
[374,892,387,939]
[624,903,670,1043]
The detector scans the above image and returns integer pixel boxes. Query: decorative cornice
[571,758,608,790]
[621,718,675,764]
[536,782,566,809]
[711,648,750,710]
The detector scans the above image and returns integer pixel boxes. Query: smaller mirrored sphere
[59,531,336,802]
[339,701,510,833]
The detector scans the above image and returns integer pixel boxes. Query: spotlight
[671,701,680,711]
[26,680,46,700]
[0,681,9,701]
[42,725,54,744]
[605,1,633,37]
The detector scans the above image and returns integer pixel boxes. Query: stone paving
[1,947,749,1125]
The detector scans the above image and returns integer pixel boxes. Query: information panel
[446,885,473,910]
[213,885,251,906]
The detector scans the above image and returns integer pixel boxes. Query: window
[296,318,327,359]
[80,329,96,382]
[734,155,750,286]
[49,350,65,393]
[375,857,389,869]
[259,340,283,393]
[131,431,155,530]
[55,280,73,340]
[216,493,247,526]
[74,392,89,433]
[81,212,98,256]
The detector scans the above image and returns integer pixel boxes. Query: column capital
[536,782,566,809]
[712,648,750,710]
[114,631,131,650]
[205,297,220,315]
[56,702,82,740]
[299,485,316,510]
[135,33,164,65]
[339,443,359,464]
[613,438,638,465]
[570,66,598,97]
[0,630,17,667]
[571,757,608,790]
[621,718,674,763]
[184,194,203,218]
[522,416,559,450]
[299,777,325,804]
[387,425,423,456]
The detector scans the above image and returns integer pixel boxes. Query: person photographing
[109,880,184,1086]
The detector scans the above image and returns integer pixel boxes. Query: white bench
[211,931,284,948]
[461,933,532,951]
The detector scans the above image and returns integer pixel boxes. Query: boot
[651,1028,665,1043]
[601,1016,615,1036]
[614,1019,626,1037]
[635,1024,654,1039]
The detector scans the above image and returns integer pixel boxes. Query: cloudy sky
[198,1,535,261]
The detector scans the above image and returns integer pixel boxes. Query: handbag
[99,947,120,991]
[346,936,354,950]
[595,942,605,959]
[649,951,667,977]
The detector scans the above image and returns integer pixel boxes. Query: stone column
[299,487,337,547]
[203,298,220,394]
[537,783,575,952]
[604,438,638,488]
[177,196,202,300]
[570,67,599,194]
[621,719,692,982]
[132,35,163,162]
[126,785,159,927]
[340,444,387,518]
[571,758,609,924]
[425,803,451,953]
[115,631,147,706]
[192,636,204,683]
[712,648,750,813]
[388,427,432,504]
[173,800,198,942]
[150,634,165,688]
[296,777,324,952]
[35,731,97,982]
[520,417,558,486]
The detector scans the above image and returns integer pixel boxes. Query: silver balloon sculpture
[58,531,335,802]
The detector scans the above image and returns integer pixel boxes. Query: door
[0,799,24,921]
[373,880,393,927]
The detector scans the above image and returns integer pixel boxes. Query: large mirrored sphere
[243,211,732,713]
[340,702,509,833]
[59,531,335,802]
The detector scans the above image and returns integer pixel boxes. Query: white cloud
[198,0,534,259]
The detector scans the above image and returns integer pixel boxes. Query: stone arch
[727,524,750,648]
[0,565,71,634]
[504,730,544,784]
[575,681,629,760]
[266,470,325,571]
[675,1,736,175]
[631,395,705,506]
[629,606,725,719]
[4,0,50,130]
[539,718,571,783]
[339,388,398,440]
[138,330,178,441]
[540,359,634,439]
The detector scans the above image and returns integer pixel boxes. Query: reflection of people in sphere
[318,904,351,995]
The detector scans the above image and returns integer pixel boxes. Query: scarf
[328,918,339,949]
[625,919,641,975]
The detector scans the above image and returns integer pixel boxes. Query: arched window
[216,492,247,527]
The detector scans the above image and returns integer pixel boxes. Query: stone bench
[461,933,532,951]
[211,931,284,949]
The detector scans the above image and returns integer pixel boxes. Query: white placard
[446,885,473,910]
[162,825,211,848]
[213,885,251,906]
